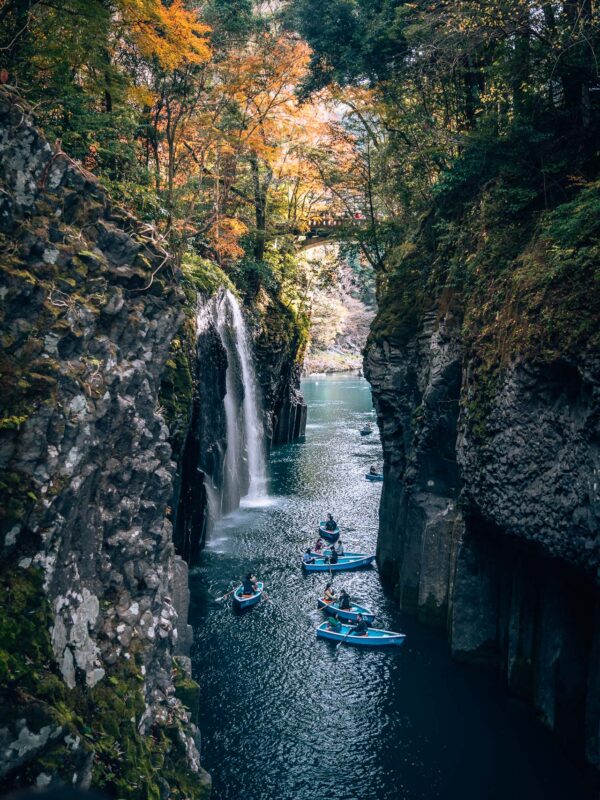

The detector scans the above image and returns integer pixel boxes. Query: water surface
[190,374,592,800]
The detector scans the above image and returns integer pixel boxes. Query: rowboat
[233,581,264,609]
[316,621,406,647]
[310,550,371,560]
[318,597,376,624]
[303,555,375,572]
[359,427,373,436]
[365,472,383,482]
[319,523,340,543]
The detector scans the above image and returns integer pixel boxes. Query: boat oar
[335,625,354,651]
[215,584,239,602]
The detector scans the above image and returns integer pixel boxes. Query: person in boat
[323,582,336,603]
[338,589,351,610]
[369,465,378,475]
[352,613,369,636]
[242,573,258,595]
[303,549,315,565]
[325,614,342,633]
[324,513,337,532]
[326,547,339,565]
[335,539,344,556]
[314,537,324,554]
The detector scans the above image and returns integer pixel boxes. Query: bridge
[294,212,367,251]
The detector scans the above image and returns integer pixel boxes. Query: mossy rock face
[371,179,600,439]
[0,566,210,799]
[0,92,209,798]
[174,676,201,727]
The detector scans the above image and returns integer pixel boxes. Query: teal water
[189,374,592,800]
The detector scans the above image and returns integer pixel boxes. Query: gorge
[1,0,600,797]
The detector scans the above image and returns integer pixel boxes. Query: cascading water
[216,290,267,510]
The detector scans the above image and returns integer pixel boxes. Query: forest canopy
[1,0,599,350]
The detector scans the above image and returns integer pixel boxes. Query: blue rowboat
[310,550,371,560]
[359,427,373,436]
[303,555,375,572]
[319,523,340,542]
[365,473,383,482]
[233,581,264,609]
[317,597,376,624]
[316,621,405,647]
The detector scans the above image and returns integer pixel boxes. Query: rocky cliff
[253,293,307,448]
[0,87,210,797]
[365,289,600,769]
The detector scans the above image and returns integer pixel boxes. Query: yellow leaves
[117,0,211,71]
[125,85,158,108]
[208,218,249,261]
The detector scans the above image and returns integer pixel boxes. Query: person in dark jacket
[326,547,338,565]
[338,589,351,609]
[353,613,369,636]
[242,573,258,594]
[324,513,337,532]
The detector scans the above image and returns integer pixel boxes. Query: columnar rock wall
[365,298,600,768]
[272,363,308,446]
[170,293,228,564]
[0,88,209,795]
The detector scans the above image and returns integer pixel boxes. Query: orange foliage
[118,0,210,69]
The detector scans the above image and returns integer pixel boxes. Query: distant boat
[233,581,264,609]
[318,523,340,542]
[303,555,375,572]
[365,472,383,482]
[317,597,376,624]
[359,426,373,436]
[316,621,406,647]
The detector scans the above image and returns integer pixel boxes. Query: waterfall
[216,289,267,509]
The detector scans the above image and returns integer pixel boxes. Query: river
[189,374,592,800]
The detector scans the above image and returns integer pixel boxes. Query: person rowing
[324,513,337,532]
[323,582,336,603]
[369,465,378,475]
[242,573,258,596]
[326,547,339,565]
[303,549,315,565]
[338,589,351,610]
[352,613,369,636]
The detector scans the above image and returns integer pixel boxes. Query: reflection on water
[190,375,592,800]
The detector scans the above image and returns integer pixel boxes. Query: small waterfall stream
[215,289,267,511]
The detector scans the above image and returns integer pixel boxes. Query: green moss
[0,414,28,430]
[173,658,200,726]
[461,179,600,439]
[0,566,210,799]
[182,252,234,300]
[368,243,429,347]
[159,317,196,459]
